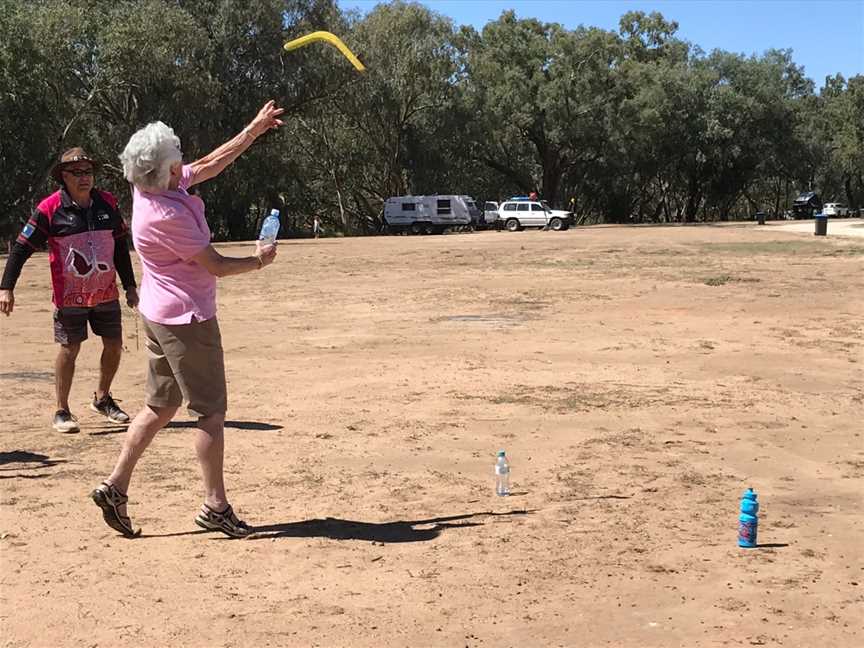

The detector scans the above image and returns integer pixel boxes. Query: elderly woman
[91,101,284,538]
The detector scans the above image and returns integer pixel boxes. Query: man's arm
[0,241,35,292]
[113,240,136,290]
[106,195,137,292]
[187,100,284,188]
[190,243,277,278]
[0,208,50,315]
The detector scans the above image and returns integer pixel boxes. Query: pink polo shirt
[131,165,217,325]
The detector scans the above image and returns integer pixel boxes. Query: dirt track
[1,223,862,647]
[772,217,864,238]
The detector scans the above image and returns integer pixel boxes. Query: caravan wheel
[410,222,423,235]
[423,223,436,235]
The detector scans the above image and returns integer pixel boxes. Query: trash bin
[814,213,828,236]
[755,211,766,225]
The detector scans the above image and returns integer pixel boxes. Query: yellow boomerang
[283,31,366,72]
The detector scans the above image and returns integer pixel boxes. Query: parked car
[505,196,571,220]
[497,200,571,231]
[791,192,822,219]
[823,202,848,217]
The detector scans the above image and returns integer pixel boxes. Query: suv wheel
[549,217,564,231]
[505,218,521,232]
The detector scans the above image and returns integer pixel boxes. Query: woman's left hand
[255,240,278,268]
[247,100,285,137]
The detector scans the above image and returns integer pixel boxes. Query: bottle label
[738,520,757,544]
[495,465,508,475]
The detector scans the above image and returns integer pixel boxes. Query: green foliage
[0,0,859,240]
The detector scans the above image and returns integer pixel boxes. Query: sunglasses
[63,168,94,178]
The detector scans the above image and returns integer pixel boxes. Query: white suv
[497,200,571,231]
[823,203,848,217]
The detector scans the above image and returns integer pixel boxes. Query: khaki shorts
[141,315,227,417]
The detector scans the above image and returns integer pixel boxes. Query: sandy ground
[1,222,862,647]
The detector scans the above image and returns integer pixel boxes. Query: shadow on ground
[141,510,534,542]
[165,420,283,431]
[0,450,68,480]
[246,509,534,542]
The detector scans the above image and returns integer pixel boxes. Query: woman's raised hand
[247,100,285,137]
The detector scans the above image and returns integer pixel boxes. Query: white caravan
[383,195,474,234]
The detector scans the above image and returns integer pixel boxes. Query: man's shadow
[0,450,67,480]
[90,421,284,436]
[245,509,534,542]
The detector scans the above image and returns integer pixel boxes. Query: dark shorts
[141,315,227,418]
[53,300,122,345]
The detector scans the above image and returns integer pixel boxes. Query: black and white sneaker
[90,393,130,424]
[53,409,80,433]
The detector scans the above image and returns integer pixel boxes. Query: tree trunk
[541,155,563,207]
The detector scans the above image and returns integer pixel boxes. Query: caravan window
[437,199,451,215]
[401,203,416,211]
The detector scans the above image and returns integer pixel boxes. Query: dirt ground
[1,221,862,647]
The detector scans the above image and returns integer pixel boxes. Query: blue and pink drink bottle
[737,488,759,548]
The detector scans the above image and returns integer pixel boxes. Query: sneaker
[53,409,80,433]
[90,393,130,424]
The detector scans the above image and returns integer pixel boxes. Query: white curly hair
[119,121,182,192]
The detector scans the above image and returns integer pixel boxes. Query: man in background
[0,148,138,432]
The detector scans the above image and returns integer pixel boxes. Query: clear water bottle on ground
[737,488,759,548]
[495,450,510,496]
[259,208,281,246]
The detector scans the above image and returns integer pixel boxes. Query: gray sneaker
[53,409,80,433]
[90,393,130,424]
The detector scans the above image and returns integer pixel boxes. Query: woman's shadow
[148,509,534,542]
[247,509,533,542]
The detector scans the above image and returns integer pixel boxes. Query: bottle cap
[497,450,506,457]
[270,208,280,216]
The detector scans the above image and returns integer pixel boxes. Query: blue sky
[338,0,863,88]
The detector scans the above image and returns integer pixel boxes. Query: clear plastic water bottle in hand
[259,208,281,246]
[495,450,510,496]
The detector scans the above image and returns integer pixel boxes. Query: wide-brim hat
[51,147,100,183]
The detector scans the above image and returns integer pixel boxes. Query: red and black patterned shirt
[1,188,136,307]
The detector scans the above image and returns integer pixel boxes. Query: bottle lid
[497,450,506,457]
[270,208,280,216]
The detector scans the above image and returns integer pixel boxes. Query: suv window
[517,204,530,211]
[531,204,545,212]
[503,203,518,212]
